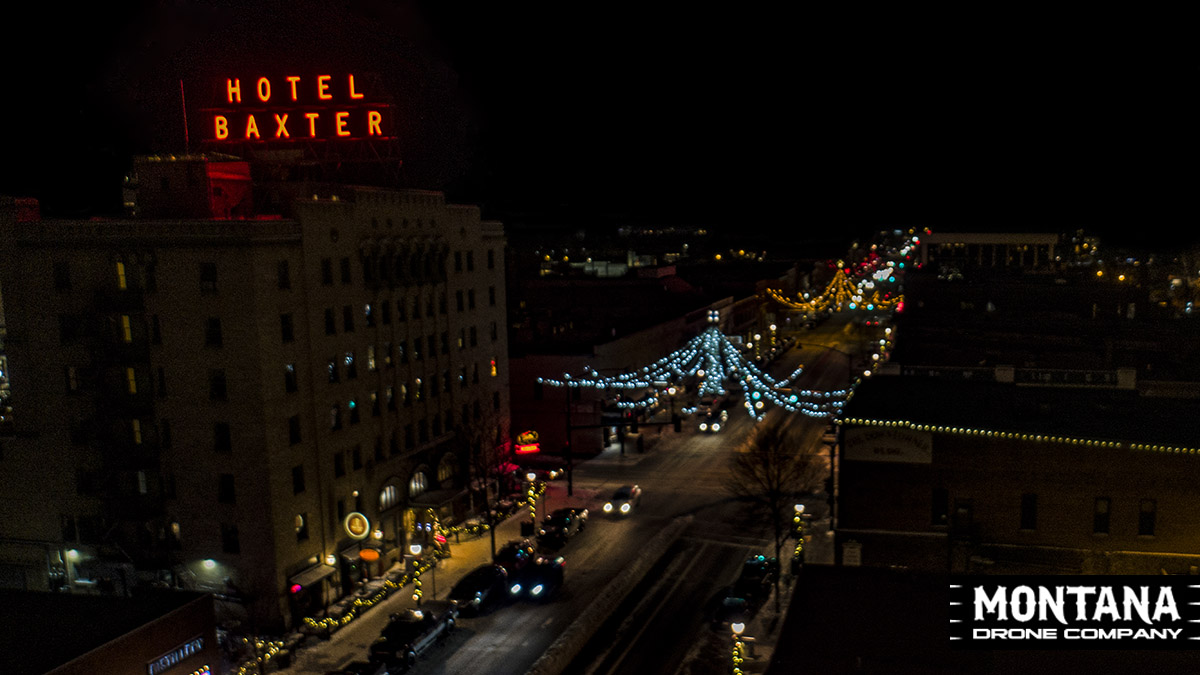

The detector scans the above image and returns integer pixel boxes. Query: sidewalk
[273,480,602,674]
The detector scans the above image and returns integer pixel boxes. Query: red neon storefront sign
[203,73,392,143]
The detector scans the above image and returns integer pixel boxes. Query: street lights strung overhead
[538,326,845,421]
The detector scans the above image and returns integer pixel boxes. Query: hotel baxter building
[0,156,510,631]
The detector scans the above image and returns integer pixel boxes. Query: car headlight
[620,503,631,513]
[712,423,721,432]
[531,584,544,596]
[538,529,546,536]
[699,422,708,431]
[604,503,613,513]
[510,583,522,595]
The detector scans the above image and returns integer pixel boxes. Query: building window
[281,313,295,343]
[321,258,333,285]
[932,488,948,526]
[115,261,128,290]
[330,404,342,431]
[200,262,218,293]
[131,419,143,444]
[53,261,71,291]
[221,523,240,554]
[288,415,302,445]
[324,308,336,335]
[397,299,407,322]
[1139,499,1156,536]
[126,367,138,394]
[439,293,447,315]
[209,369,228,401]
[456,290,464,312]
[365,303,375,327]
[409,471,428,498]
[334,451,346,477]
[371,391,381,416]
[218,473,236,504]
[384,342,393,367]
[458,329,466,350]
[386,386,396,411]
[277,260,291,289]
[205,317,223,348]
[441,332,450,354]
[349,398,360,424]
[64,366,80,393]
[367,345,377,371]
[1093,497,1110,535]
[214,422,232,453]
[1019,493,1037,530]
[491,321,498,342]
[284,363,298,393]
[468,289,476,310]
[472,363,479,384]
[399,341,407,364]
[343,305,355,332]
[489,286,496,306]
[380,484,399,511]
[121,315,133,343]
[454,251,462,272]
[151,315,162,344]
[413,337,422,362]
[352,445,362,470]
[412,296,421,319]
[467,251,475,271]
[292,464,306,494]
[295,513,309,542]
[328,358,339,383]
[340,257,352,284]
[345,352,357,379]
[493,391,501,411]
[405,424,414,449]
[487,249,495,270]
[382,302,392,325]
[470,327,478,347]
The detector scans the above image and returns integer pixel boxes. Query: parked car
[709,588,752,632]
[448,564,510,615]
[538,507,588,545]
[368,600,459,670]
[734,554,780,604]
[512,554,565,601]
[603,485,643,515]
[493,538,537,576]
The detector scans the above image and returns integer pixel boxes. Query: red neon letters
[210,74,388,142]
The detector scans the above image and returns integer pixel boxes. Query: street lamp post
[731,621,747,675]
[410,543,423,605]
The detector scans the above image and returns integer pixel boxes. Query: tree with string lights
[726,410,825,613]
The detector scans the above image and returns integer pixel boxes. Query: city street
[277,319,858,675]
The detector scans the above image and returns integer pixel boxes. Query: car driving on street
[537,507,588,546]
[368,600,459,670]
[511,554,565,601]
[448,564,510,615]
[603,484,643,515]
[493,538,537,577]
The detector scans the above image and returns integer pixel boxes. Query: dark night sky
[3,4,1196,251]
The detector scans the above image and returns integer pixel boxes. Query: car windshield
[495,546,527,564]
[462,567,498,584]
[613,487,633,499]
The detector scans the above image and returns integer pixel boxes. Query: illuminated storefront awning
[288,563,336,589]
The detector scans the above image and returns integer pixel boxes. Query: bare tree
[727,410,825,611]
[457,407,510,557]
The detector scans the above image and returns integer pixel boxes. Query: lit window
[380,484,399,511]
[367,345,376,371]
[126,367,137,394]
[409,471,428,498]
[116,262,127,290]
[132,419,142,444]
[121,315,133,343]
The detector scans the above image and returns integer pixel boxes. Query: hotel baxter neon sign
[203,73,393,143]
